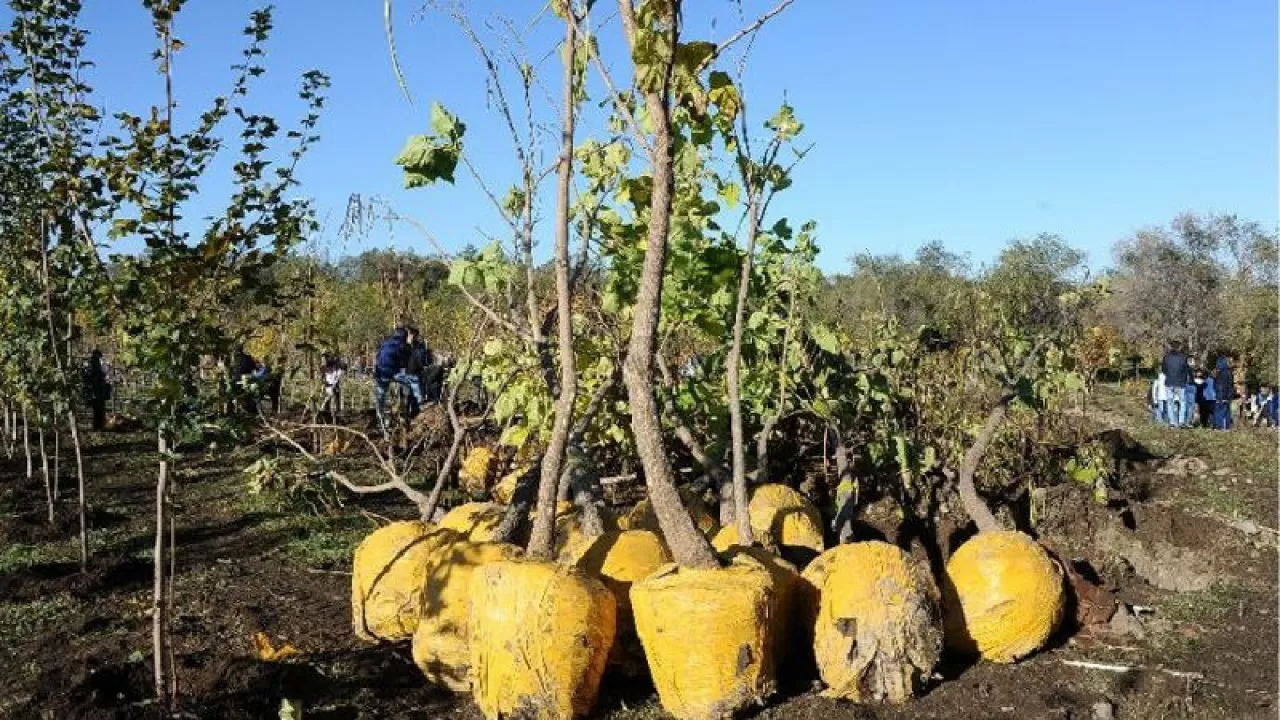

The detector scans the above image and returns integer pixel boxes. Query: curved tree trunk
[617,0,717,570]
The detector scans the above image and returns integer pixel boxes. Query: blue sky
[51,0,1280,273]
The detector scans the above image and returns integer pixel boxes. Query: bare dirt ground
[0,384,1275,719]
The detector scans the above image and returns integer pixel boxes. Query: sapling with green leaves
[94,1,328,703]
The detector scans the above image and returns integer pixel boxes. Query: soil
[0,392,1275,720]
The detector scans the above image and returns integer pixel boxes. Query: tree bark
[153,428,172,704]
[527,15,580,561]
[22,407,31,480]
[617,0,717,569]
[725,195,761,545]
[67,410,88,569]
[39,426,52,524]
[52,430,60,506]
[956,343,1045,535]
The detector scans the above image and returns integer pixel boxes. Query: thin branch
[566,10,654,160]
[386,211,531,340]
[384,0,415,104]
[696,0,797,75]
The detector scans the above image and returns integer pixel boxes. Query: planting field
[0,385,1274,720]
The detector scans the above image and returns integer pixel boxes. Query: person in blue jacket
[1212,355,1234,430]
[373,326,423,437]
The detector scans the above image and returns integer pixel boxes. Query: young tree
[95,2,328,702]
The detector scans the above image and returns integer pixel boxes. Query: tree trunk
[22,407,32,480]
[725,196,761,545]
[66,410,88,569]
[39,425,53,524]
[52,429,60,505]
[153,428,172,704]
[755,414,778,486]
[527,15,580,561]
[617,0,717,570]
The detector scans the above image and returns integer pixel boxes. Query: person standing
[403,329,430,418]
[1181,357,1198,428]
[81,349,111,431]
[1212,355,1235,430]
[1195,369,1215,428]
[1161,342,1190,428]
[319,354,346,422]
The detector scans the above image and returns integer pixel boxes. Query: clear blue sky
[46,0,1280,273]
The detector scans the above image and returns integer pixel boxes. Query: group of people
[1149,342,1278,430]
[372,326,447,436]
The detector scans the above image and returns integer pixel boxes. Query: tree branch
[956,339,1047,533]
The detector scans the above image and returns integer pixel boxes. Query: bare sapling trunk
[66,410,88,568]
[617,0,717,570]
[527,16,580,561]
[39,425,53,523]
[956,343,1045,535]
[725,195,762,546]
[52,429,60,504]
[153,428,173,704]
[22,407,31,479]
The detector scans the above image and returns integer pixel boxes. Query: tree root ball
[438,502,505,542]
[411,540,523,691]
[571,530,673,673]
[799,542,942,703]
[942,530,1066,663]
[747,484,825,565]
[469,559,616,720]
[620,491,719,537]
[630,554,777,720]
[351,522,461,642]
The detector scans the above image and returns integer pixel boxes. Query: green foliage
[396,102,466,187]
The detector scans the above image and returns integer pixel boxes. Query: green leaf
[430,102,466,140]
[809,323,841,354]
[765,103,804,140]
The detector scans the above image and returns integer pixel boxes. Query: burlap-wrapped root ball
[469,559,617,720]
[620,491,719,537]
[411,540,523,691]
[458,446,497,497]
[747,484,825,566]
[630,553,777,720]
[438,502,506,542]
[710,484,824,567]
[943,530,1065,663]
[799,542,942,703]
[571,530,672,673]
[351,522,461,642]
[719,546,801,670]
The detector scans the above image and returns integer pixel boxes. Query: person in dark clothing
[372,327,422,436]
[1160,341,1191,428]
[232,345,259,415]
[81,349,111,431]
[403,331,430,417]
[1212,355,1234,430]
